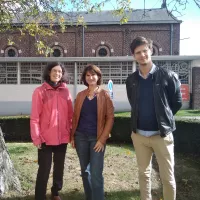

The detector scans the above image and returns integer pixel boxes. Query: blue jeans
[75,131,105,200]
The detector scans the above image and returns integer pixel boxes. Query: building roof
[11,8,181,25]
[81,8,181,25]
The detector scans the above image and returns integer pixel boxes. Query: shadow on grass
[8,146,30,154]
[187,110,200,115]
[107,142,133,150]
[1,189,162,200]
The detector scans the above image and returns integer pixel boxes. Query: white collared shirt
[138,64,156,79]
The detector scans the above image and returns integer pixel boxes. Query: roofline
[9,19,181,27]
[0,56,199,63]
[85,20,181,25]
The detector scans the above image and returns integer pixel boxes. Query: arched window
[4,46,18,57]
[96,45,111,57]
[99,47,108,57]
[152,45,159,56]
[50,46,64,57]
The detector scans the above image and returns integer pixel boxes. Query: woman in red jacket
[30,62,73,200]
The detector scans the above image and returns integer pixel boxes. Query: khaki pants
[131,132,176,200]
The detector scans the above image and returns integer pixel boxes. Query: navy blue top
[137,74,159,131]
[77,96,97,135]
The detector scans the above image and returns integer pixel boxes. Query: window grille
[0,60,191,85]
[154,60,190,84]
[63,62,75,84]
[20,63,46,84]
[76,61,133,84]
[20,62,74,84]
[0,63,17,84]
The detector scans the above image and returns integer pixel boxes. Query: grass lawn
[1,143,200,200]
[115,110,200,117]
[175,109,200,116]
[0,110,199,120]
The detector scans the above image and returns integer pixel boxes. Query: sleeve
[71,93,80,141]
[66,88,73,130]
[30,89,43,145]
[98,91,114,144]
[167,72,183,115]
[126,76,132,106]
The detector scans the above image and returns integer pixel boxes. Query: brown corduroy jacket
[71,87,114,144]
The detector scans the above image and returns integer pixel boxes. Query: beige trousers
[131,132,176,200]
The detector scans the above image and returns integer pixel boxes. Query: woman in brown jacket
[71,64,114,200]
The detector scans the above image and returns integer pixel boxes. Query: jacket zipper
[135,81,139,131]
[152,75,161,134]
[57,91,60,143]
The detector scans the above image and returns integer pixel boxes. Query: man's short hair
[130,36,153,54]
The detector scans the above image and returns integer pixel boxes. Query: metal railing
[0,56,198,85]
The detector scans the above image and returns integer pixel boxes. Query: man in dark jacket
[126,36,182,200]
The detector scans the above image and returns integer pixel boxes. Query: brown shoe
[51,196,61,200]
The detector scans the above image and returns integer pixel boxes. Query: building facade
[0,9,181,58]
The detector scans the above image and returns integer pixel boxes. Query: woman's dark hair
[81,64,102,86]
[43,62,68,83]
[130,36,153,54]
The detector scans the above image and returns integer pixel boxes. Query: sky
[105,0,200,55]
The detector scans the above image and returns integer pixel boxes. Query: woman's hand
[71,139,75,148]
[94,141,104,152]
[35,144,42,149]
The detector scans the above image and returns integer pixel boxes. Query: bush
[110,114,200,155]
[1,114,200,155]
[0,116,31,142]
[173,118,200,155]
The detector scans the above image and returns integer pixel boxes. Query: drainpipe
[170,24,174,55]
[74,62,77,101]
[17,62,20,85]
[82,26,85,57]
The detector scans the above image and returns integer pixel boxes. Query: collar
[82,86,102,96]
[43,82,66,90]
[138,64,156,78]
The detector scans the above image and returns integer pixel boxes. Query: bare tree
[162,0,200,17]
[0,127,21,196]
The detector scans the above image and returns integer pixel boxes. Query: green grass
[0,110,199,120]
[2,143,200,200]
[175,109,200,116]
[115,110,200,117]
[114,112,131,117]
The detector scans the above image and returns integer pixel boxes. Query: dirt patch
[2,143,200,200]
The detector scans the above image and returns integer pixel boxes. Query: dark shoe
[51,196,61,200]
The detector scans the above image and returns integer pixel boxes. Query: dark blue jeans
[75,131,105,200]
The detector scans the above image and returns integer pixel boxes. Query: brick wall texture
[0,23,180,57]
[192,67,200,109]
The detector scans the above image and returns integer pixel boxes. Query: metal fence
[0,56,194,85]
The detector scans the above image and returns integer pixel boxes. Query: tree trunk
[0,126,21,196]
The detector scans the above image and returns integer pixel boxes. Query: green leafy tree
[0,0,131,55]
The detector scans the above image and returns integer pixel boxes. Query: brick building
[0,8,181,57]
